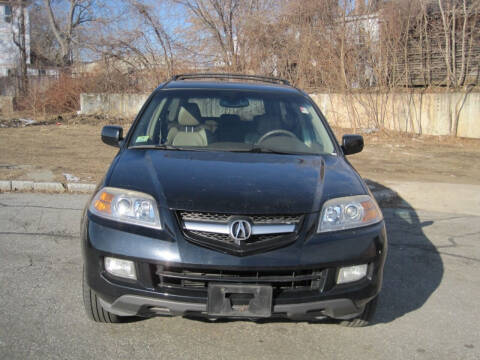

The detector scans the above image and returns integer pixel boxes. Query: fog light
[337,264,368,284]
[104,257,137,280]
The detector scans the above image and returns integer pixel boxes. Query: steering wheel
[256,129,297,144]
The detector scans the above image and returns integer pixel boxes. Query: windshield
[129,89,336,155]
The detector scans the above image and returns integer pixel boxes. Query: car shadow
[158,180,444,326]
[367,180,444,325]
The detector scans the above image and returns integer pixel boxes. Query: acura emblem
[229,219,252,244]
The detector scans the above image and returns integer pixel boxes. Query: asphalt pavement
[0,191,479,360]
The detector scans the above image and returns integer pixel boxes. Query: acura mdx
[81,73,387,326]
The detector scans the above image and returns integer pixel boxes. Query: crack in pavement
[450,230,480,239]
[428,215,479,222]
[389,242,480,263]
[0,232,78,239]
[0,202,83,211]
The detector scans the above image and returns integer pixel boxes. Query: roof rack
[172,73,291,86]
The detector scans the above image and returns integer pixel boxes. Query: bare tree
[84,0,178,89]
[173,0,236,69]
[129,0,175,77]
[438,0,479,88]
[8,0,29,95]
[30,2,61,66]
[173,0,272,71]
[44,0,95,66]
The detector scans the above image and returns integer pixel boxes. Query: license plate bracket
[207,283,273,317]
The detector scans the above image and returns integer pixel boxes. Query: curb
[0,180,12,191]
[1,179,399,203]
[0,180,96,194]
[66,183,96,193]
[12,180,34,191]
[33,182,65,193]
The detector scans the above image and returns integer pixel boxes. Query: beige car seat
[170,105,208,147]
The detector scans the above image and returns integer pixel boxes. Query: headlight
[318,195,382,233]
[89,187,162,229]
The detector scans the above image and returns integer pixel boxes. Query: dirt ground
[1,114,480,185]
[333,127,480,185]
[0,114,129,184]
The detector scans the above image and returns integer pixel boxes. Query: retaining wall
[310,92,480,138]
[80,93,149,118]
[79,91,480,138]
[0,96,14,114]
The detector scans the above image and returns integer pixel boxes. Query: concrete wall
[310,92,480,138]
[80,91,480,138]
[0,95,13,114]
[80,93,149,118]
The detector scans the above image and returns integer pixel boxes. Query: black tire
[337,296,378,327]
[82,269,124,323]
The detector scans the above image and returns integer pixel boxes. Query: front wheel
[82,269,125,323]
[337,296,378,327]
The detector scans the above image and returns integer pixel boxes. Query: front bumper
[82,213,387,320]
[100,294,365,320]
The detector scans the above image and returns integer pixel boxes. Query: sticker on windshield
[299,106,309,114]
[135,135,149,143]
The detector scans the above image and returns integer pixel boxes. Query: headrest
[178,106,200,126]
[184,103,202,120]
[204,120,218,132]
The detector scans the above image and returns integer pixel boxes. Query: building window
[4,5,12,23]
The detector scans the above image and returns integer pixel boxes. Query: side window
[279,102,287,121]
[300,115,313,147]
[307,105,335,153]
[130,95,166,145]
[146,97,167,137]
[166,98,180,122]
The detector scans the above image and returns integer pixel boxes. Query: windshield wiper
[128,144,204,151]
[129,144,179,150]
[129,144,310,155]
[245,146,302,155]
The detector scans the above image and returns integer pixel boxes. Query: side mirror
[342,134,364,155]
[101,125,123,147]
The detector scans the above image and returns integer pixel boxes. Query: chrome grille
[188,230,232,243]
[179,211,302,224]
[177,211,303,255]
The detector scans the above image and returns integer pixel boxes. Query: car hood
[107,149,366,214]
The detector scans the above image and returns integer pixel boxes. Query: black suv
[82,74,387,326]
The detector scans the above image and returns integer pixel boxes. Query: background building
[0,1,30,77]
